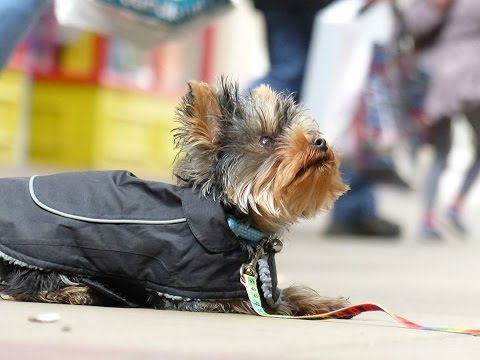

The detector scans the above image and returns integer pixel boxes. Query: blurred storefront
[0,2,266,177]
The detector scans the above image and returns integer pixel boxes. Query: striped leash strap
[241,274,480,336]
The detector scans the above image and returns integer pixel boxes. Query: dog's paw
[275,285,349,316]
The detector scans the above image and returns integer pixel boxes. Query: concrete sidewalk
[0,165,479,359]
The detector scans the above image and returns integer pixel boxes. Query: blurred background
[0,0,269,178]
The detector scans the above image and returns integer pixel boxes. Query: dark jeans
[249,10,316,102]
[331,165,377,224]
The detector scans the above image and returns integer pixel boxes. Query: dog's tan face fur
[174,80,348,233]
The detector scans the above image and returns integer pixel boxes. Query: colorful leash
[241,274,480,336]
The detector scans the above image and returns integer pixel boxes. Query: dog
[0,79,348,316]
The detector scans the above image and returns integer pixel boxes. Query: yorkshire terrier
[0,79,348,316]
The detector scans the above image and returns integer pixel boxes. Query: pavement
[0,161,479,359]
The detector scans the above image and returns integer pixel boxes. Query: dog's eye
[259,136,274,147]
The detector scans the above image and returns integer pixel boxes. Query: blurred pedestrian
[249,0,335,102]
[401,0,480,239]
[326,41,401,239]
[250,0,401,238]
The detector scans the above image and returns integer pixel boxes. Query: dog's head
[174,79,348,233]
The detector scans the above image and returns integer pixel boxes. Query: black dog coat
[0,171,278,306]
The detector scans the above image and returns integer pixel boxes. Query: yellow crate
[30,82,97,167]
[94,89,178,176]
[29,81,178,175]
[0,71,23,163]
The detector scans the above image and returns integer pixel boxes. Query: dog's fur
[0,79,349,316]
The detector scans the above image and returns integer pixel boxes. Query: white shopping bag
[301,0,394,156]
[55,0,234,48]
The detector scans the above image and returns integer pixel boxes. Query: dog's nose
[312,137,328,151]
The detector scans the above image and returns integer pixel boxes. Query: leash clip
[240,237,283,278]
[240,238,267,278]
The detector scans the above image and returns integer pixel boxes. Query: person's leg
[326,164,400,238]
[420,117,452,238]
[0,0,52,68]
[447,108,480,232]
[331,165,377,223]
[249,10,315,102]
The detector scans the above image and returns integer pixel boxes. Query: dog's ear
[173,81,222,190]
[176,81,222,150]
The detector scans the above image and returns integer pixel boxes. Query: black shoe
[325,217,401,238]
[361,167,411,190]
